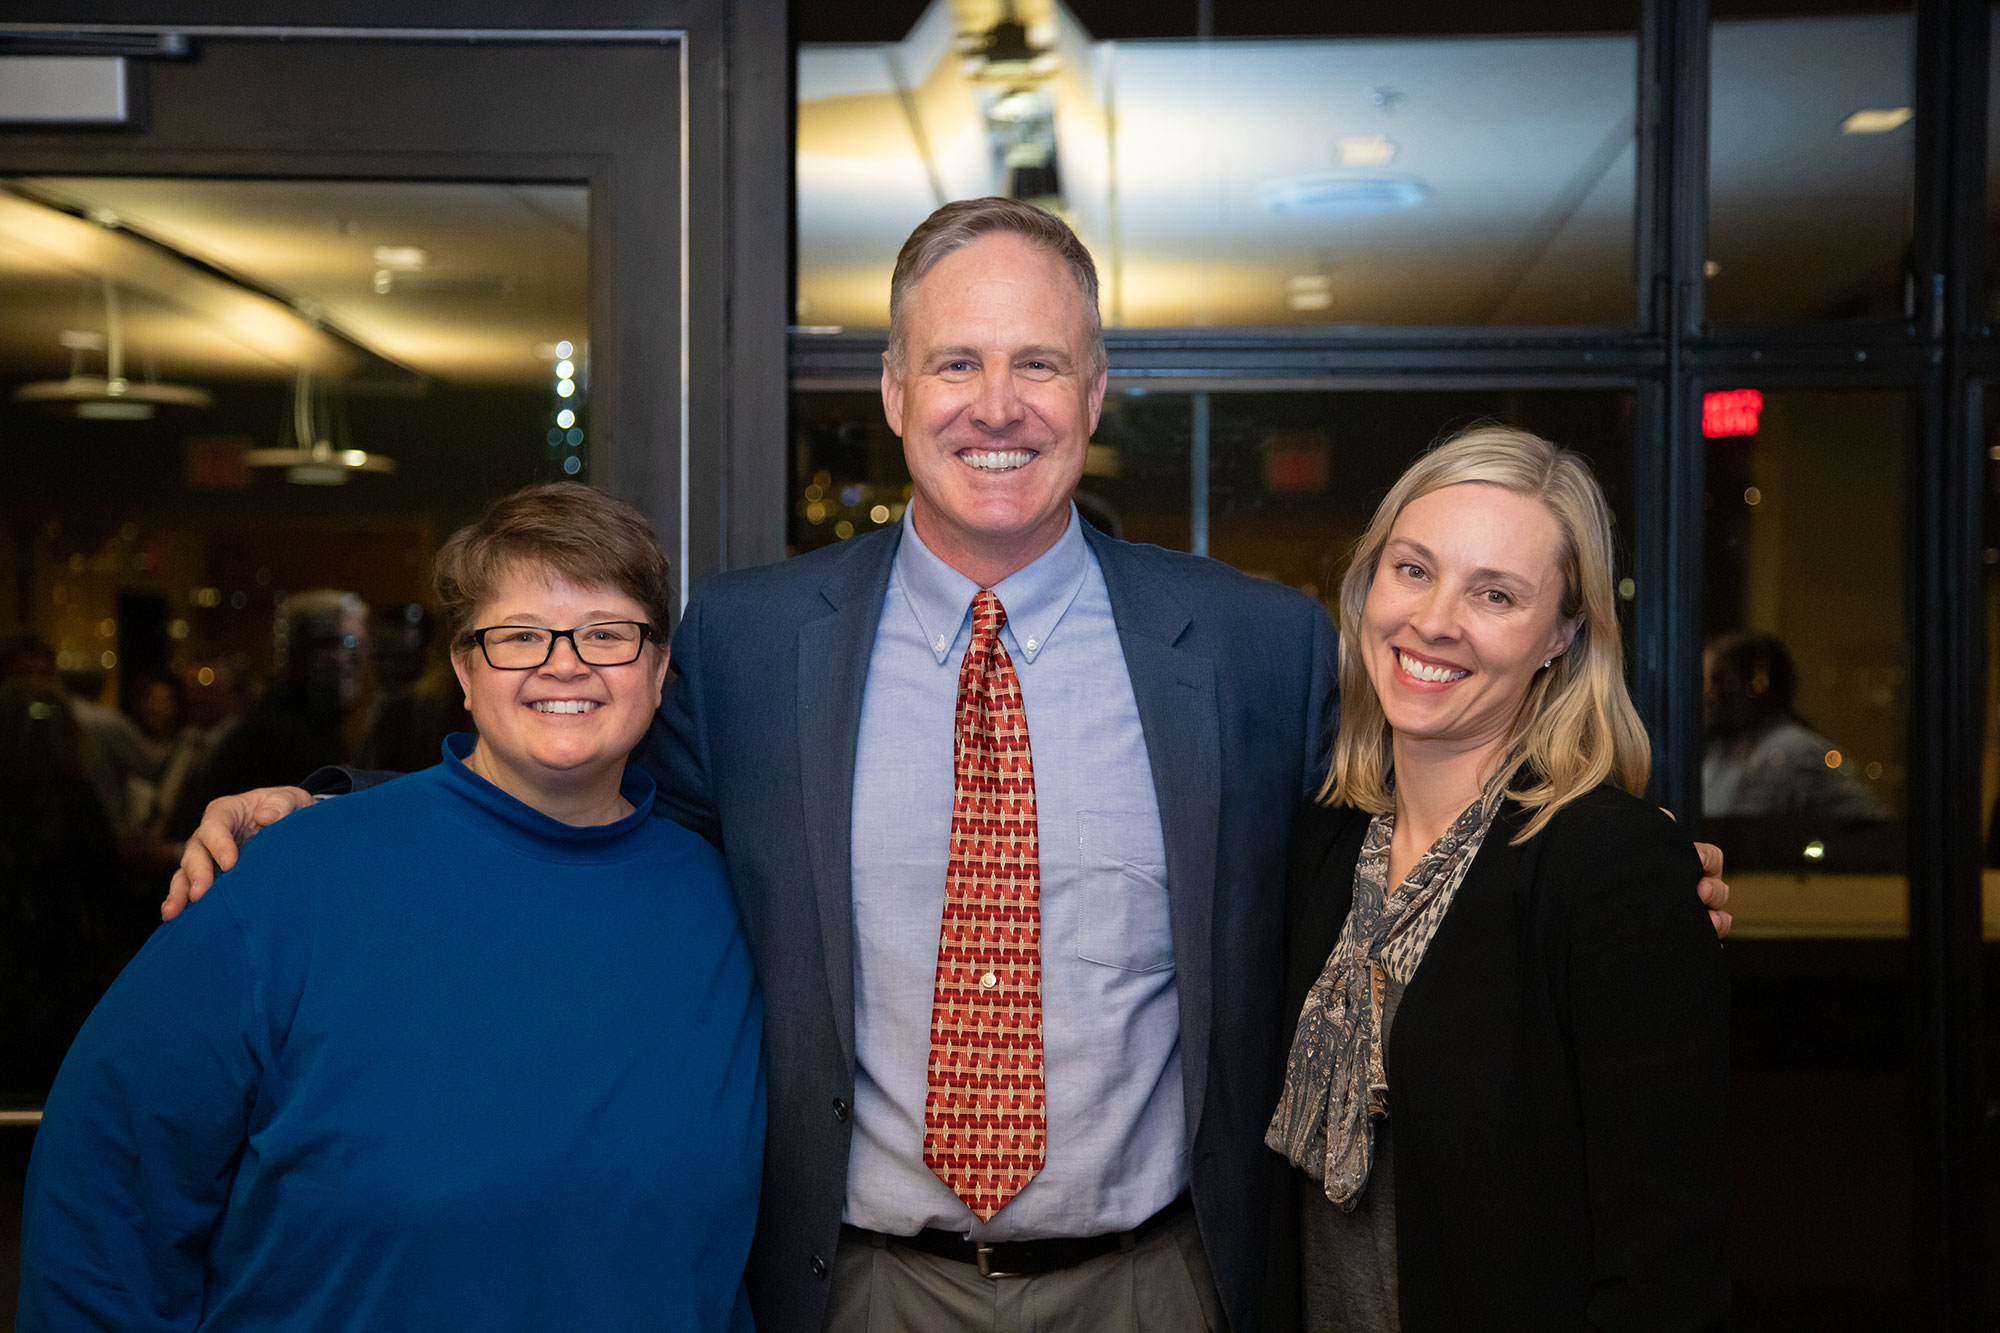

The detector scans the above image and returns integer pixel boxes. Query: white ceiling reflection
[797,6,1914,329]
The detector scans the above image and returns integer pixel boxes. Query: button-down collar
[894,503,1090,666]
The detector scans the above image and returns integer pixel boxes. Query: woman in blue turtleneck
[19,484,764,1332]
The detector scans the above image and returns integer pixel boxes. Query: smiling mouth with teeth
[532,700,601,714]
[960,449,1035,472]
[1397,650,1470,684]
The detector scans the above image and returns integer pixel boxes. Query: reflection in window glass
[1703,389,1913,1326]
[793,386,1634,621]
[1204,391,1633,599]
[0,178,589,1105]
[1707,6,1914,322]
[1702,390,1905,877]
[798,2,1639,329]
[790,390,1193,556]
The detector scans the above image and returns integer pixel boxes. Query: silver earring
[1542,659,1552,670]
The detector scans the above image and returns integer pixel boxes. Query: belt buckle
[974,1240,1020,1279]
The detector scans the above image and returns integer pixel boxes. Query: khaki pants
[822,1206,1224,1333]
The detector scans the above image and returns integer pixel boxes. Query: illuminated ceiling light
[370,243,430,270]
[961,1,1055,85]
[556,379,575,398]
[990,87,1043,123]
[555,358,575,379]
[11,277,211,420]
[244,368,394,486]
[556,409,575,429]
[1287,291,1333,311]
[1840,107,1912,135]
[1261,174,1428,217]
[1337,135,1397,166]
[555,340,574,358]
[372,269,394,295]
[1286,274,1331,295]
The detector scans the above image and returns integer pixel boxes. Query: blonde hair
[1321,425,1650,843]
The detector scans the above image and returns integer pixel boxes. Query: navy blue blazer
[645,522,1337,1332]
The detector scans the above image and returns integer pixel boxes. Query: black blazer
[650,523,1338,1332]
[1279,785,1730,1331]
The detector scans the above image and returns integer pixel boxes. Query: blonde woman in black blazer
[1267,426,1729,1331]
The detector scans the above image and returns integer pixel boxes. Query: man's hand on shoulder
[163,787,314,920]
[1695,840,1731,939]
[1660,805,1732,939]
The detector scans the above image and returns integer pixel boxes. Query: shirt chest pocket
[1074,808,1173,973]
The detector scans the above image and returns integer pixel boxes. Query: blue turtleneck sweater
[20,735,764,1331]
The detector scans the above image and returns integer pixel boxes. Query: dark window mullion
[1910,1,1993,1326]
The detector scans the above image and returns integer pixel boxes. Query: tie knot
[970,589,1008,641]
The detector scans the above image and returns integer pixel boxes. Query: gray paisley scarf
[1266,774,1508,1208]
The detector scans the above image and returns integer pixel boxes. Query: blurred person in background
[19,483,763,1331]
[0,678,131,1096]
[61,666,159,836]
[150,652,255,844]
[124,669,189,833]
[205,588,366,797]
[0,629,60,687]
[1702,631,1884,822]
[359,603,471,773]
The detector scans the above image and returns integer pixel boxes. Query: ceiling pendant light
[10,276,213,419]
[244,367,395,485]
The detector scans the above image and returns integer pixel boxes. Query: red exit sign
[1702,389,1763,438]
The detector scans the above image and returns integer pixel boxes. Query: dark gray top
[1301,976,1403,1333]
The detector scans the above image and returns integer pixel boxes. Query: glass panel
[0,178,589,1107]
[792,385,1634,604]
[1702,389,1913,1324]
[1707,4,1915,323]
[797,2,1639,330]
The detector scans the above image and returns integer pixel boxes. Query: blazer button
[810,1255,828,1278]
[832,1097,850,1122]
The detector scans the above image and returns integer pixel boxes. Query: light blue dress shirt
[844,506,1187,1241]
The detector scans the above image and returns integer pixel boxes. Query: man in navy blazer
[652,199,1336,1331]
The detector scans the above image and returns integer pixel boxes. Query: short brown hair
[433,483,674,650]
[886,196,1104,376]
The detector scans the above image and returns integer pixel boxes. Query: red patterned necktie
[922,589,1046,1221]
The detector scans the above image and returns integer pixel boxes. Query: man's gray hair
[885,196,1106,376]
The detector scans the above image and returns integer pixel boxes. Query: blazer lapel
[1088,529,1222,1141]
[796,529,901,1070]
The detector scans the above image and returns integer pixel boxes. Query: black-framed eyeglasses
[468,621,654,670]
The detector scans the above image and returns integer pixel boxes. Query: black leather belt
[842,1191,1191,1279]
